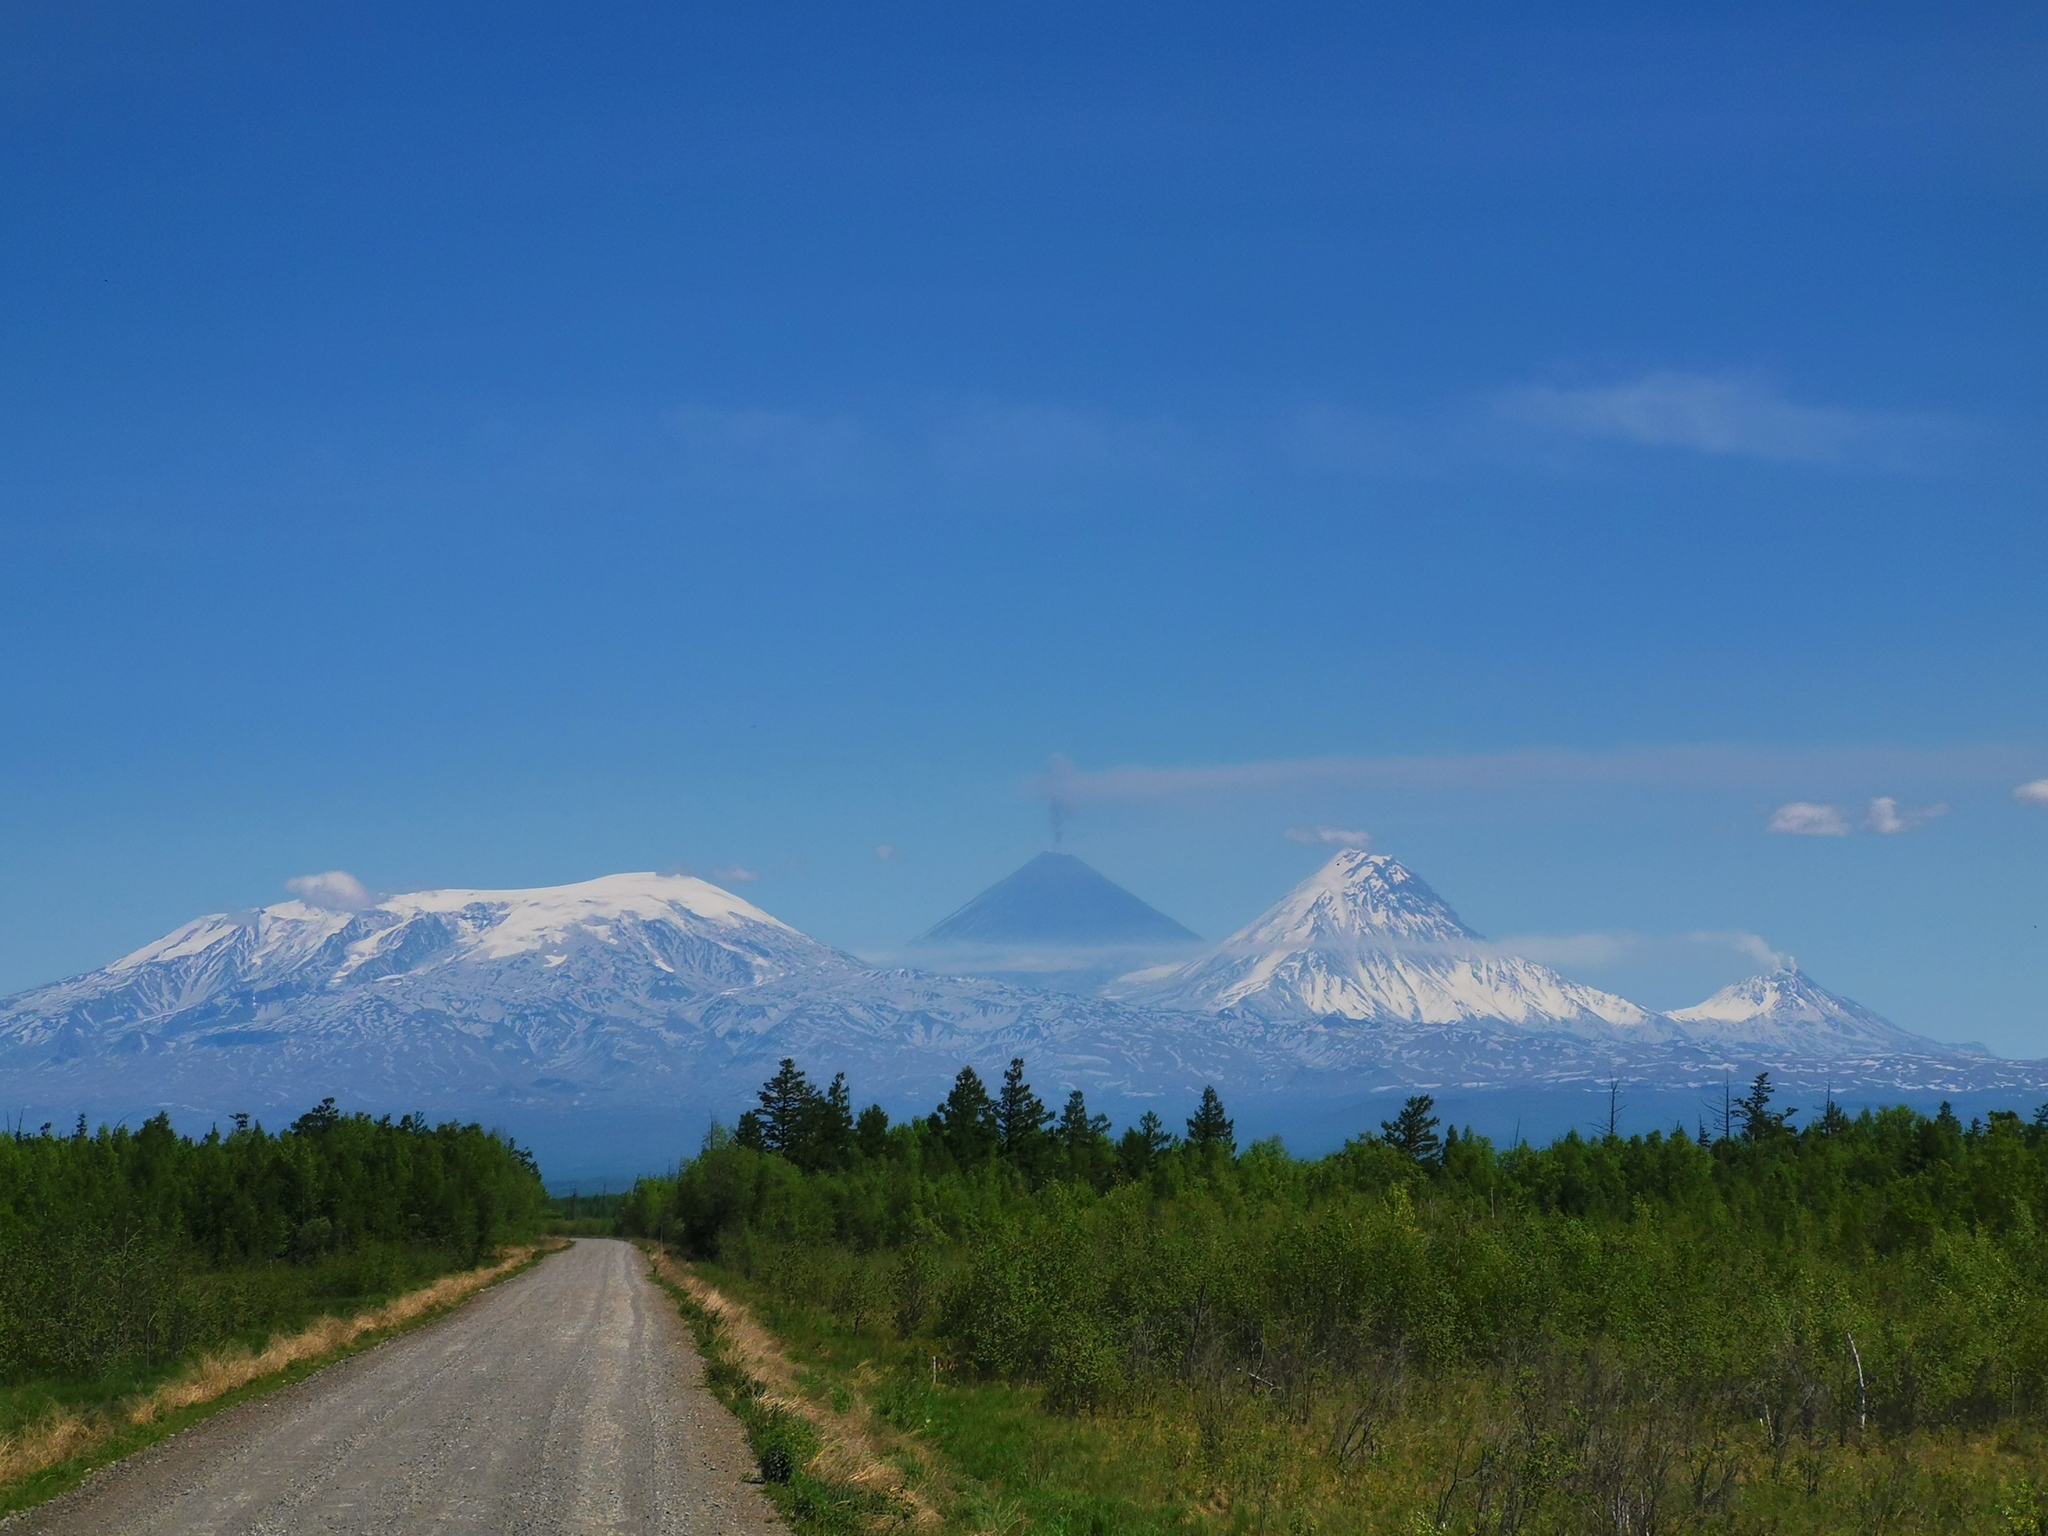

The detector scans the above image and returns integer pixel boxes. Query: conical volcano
[1669,964,1960,1057]
[919,852,1199,946]
[1108,849,1653,1035]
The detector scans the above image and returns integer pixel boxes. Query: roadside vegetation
[546,1187,633,1236]
[0,1100,546,1504]
[623,1058,2048,1534]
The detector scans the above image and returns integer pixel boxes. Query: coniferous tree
[804,1072,856,1171]
[1382,1094,1442,1164]
[996,1058,1053,1171]
[733,1109,769,1152]
[1117,1109,1175,1180]
[1186,1086,1235,1155]
[1736,1073,1795,1142]
[855,1103,890,1160]
[1057,1089,1110,1152]
[1056,1088,1113,1183]
[932,1066,999,1167]
[754,1058,822,1157]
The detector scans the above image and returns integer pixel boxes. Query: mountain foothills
[0,852,2038,1169]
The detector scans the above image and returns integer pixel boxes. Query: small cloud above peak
[1864,797,1948,835]
[1769,802,1851,837]
[285,870,374,911]
[874,844,900,862]
[709,865,760,886]
[1285,825,1371,848]
[2016,780,2048,808]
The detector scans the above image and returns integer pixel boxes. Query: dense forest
[0,1101,546,1390]
[624,1058,2048,1533]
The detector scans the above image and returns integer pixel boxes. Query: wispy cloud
[1769,802,1853,837]
[874,843,900,862]
[285,870,374,911]
[1498,928,1787,974]
[1032,745,2035,808]
[1497,371,1939,465]
[1284,825,1371,848]
[2016,780,2048,808]
[709,864,760,886]
[1864,797,1948,835]
[665,407,878,498]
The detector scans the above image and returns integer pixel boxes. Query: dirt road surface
[6,1239,783,1534]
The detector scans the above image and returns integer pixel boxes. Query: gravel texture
[6,1238,785,1534]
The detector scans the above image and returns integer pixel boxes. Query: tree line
[0,1101,545,1385]
[623,1057,2048,1531]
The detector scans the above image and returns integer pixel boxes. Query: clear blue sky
[3,2,2044,1051]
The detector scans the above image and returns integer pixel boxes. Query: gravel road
[7,1239,784,1534]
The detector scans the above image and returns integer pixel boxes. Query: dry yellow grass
[0,1241,557,1494]
[645,1245,938,1526]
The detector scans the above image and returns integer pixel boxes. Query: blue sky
[3,2,2044,1051]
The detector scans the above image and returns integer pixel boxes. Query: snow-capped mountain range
[0,852,2032,1173]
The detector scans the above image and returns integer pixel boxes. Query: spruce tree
[996,1058,1052,1170]
[1186,1086,1235,1155]
[1382,1094,1442,1164]
[804,1072,855,1171]
[931,1065,999,1167]
[1736,1073,1795,1142]
[1057,1089,1110,1153]
[1057,1088,1112,1183]
[855,1103,890,1160]
[733,1108,769,1152]
[755,1058,822,1157]
[1117,1109,1175,1179]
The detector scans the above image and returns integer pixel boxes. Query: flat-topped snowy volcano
[1109,849,1655,1035]
[6,872,850,1056]
[0,873,1268,1153]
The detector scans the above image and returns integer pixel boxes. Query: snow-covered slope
[0,863,2029,1175]
[0,872,1266,1123]
[3,873,849,1056]
[1109,850,1654,1035]
[1668,964,1970,1058]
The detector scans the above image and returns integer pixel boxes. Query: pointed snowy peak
[1110,850,1652,1035]
[1239,850,1475,948]
[917,852,1198,946]
[1669,964,1938,1056]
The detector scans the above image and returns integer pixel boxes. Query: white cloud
[285,870,374,911]
[2016,779,2048,808]
[1864,796,1948,834]
[1030,744,2034,807]
[1497,928,1788,974]
[1769,802,1852,837]
[1284,825,1371,848]
[1497,371,1922,464]
[709,865,760,886]
[874,844,900,862]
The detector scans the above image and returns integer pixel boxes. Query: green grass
[641,1246,917,1534]
[692,1258,2048,1536]
[693,1260,1202,1535]
[0,1244,555,1519]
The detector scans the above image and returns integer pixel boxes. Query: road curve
[7,1239,783,1534]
